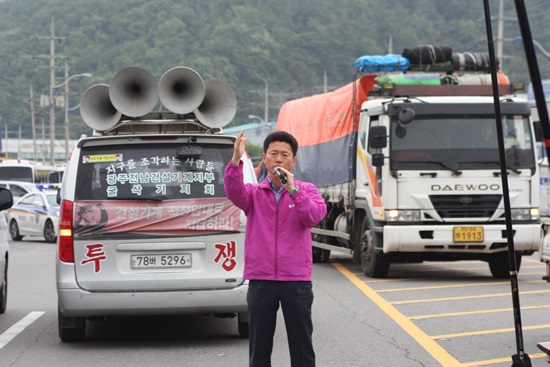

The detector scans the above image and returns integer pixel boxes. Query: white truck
[530,88,550,282]
[276,72,542,278]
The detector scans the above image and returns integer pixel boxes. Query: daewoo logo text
[431,184,501,191]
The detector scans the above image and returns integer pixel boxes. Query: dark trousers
[247,280,315,367]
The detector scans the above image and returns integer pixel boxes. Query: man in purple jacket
[224,130,327,367]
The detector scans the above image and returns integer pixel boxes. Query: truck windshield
[390,114,535,171]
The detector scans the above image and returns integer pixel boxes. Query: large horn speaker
[158,67,205,114]
[80,84,122,132]
[194,80,237,129]
[109,67,159,117]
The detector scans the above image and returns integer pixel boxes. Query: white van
[0,187,14,313]
[56,66,256,341]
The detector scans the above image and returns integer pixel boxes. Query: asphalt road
[1,237,549,367]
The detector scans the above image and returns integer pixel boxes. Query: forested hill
[0,0,548,139]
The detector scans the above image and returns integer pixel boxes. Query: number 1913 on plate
[131,254,192,269]
[453,226,484,242]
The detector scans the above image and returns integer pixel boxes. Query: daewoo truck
[276,55,541,278]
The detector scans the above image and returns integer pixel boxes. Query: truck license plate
[453,226,484,242]
[131,254,192,269]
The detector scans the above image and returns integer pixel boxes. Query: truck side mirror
[369,126,388,149]
[371,153,385,167]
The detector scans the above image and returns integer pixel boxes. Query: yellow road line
[462,353,546,367]
[431,323,550,340]
[409,304,550,320]
[355,263,545,281]
[359,272,490,282]
[377,279,542,293]
[390,289,550,305]
[331,261,463,367]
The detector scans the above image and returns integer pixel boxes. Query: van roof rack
[94,112,222,136]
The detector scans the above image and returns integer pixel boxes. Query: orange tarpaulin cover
[276,74,378,147]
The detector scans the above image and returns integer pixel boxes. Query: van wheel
[237,312,249,338]
[360,218,389,278]
[9,220,23,241]
[43,220,57,243]
[58,307,86,342]
[489,251,522,279]
[0,262,7,314]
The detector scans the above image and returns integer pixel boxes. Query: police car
[6,186,60,243]
[0,181,39,203]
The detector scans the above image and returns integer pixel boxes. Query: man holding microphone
[224,130,327,367]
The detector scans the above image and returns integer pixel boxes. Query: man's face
[83,208,95,221]
[262,141,296,183]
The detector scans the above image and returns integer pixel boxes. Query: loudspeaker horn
[158,66,205,114]
[109,67,159,117]
[194,79,237,129]
[80,84,122,132]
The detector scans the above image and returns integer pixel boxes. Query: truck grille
[429,194,501,218]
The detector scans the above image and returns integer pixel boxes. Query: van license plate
[453,226,484,242]
[131,254,192,269]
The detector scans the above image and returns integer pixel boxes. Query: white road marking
[0,311,45,349]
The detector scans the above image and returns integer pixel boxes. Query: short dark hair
[263,131,298,157]
[78,205,92,215]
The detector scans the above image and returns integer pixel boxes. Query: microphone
[274,166,288,184]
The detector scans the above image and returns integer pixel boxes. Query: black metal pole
[482,1,529,365]
[514,0,550,160]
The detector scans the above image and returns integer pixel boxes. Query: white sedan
[6,191,59,243]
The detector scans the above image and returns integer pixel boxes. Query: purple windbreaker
[224,161,327,281]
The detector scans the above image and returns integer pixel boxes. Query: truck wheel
[352,212,366,264]
[312,247,331,263]
[58,307,86,342]
[311,227,331,263]
[360,218,389,278]
[488,251,522,279]
[238,312,249,338]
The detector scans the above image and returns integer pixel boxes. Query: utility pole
[264,79,269,126]
[497,0,504,70]
[30,85,37,162]
[64,61,70,161]
[33,16,66,165]
[17,126,21,159]
[49,17,56,165]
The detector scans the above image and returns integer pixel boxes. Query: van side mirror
[56,188,61,205]
[369,126,388,149]
[0,188,13,210]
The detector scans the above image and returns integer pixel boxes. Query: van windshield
[76,142,231,201]
[73,141,239,238]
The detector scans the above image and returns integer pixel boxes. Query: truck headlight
[510,208,539,220]
[385,209,421,222]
